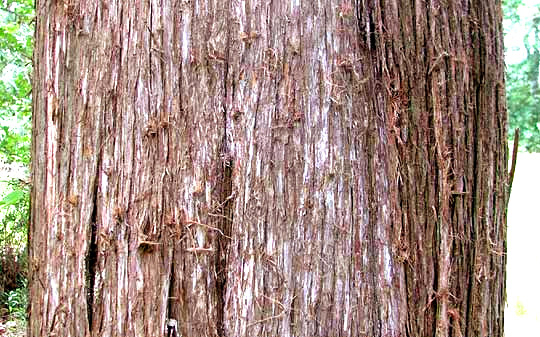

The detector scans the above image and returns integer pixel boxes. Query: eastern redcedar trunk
[29,1,508,336]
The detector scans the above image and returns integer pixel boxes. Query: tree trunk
[29,1,508,336]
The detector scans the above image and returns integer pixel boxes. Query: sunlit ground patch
[506,152,540,337]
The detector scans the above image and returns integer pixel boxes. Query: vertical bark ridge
[30,1,105,336]
[167,1,231,336]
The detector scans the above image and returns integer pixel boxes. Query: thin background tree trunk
[30,1,507,336]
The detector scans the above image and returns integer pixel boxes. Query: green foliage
[0,180,29,319]
[0,190,25,207]
[0,0,33,243]
[504,0,540,152]
[1,283,26,319]
[507,61,540,151]
[0,0,33,164]
[0,0,33,324]
[0,180,29,248]
[0,244,27,320]
[504,0,524,22]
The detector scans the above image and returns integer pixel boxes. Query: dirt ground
[0,319,26,337]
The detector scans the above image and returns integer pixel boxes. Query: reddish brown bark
[30,1,507,336]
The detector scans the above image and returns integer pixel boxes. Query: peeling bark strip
[30,1,507,337]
